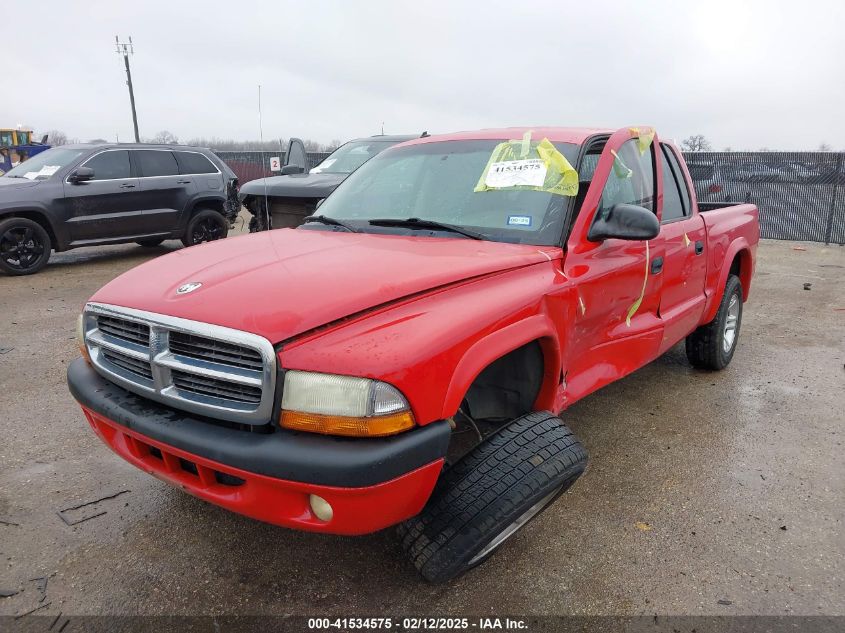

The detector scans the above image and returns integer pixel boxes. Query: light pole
[115,36,140,143]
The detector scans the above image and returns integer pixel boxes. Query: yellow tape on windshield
[474,134,579,196]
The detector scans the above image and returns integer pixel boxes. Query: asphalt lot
[0,234,843,618]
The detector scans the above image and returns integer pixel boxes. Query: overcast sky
[6,0,844,150]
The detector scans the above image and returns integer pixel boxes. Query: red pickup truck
[68,126,758,583]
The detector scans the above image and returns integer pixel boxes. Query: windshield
[2,147,85,180]
[315,139,580,246]
[309,140,396,174]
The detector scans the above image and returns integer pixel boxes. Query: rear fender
[702,237,752,324]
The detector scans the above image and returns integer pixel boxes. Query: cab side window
[660,145,686,222]
[663,145,692,217]
[597,139,654,221]
[82,150,131,181]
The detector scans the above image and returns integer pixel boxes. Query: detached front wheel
[182,209,229,247]
[0,217,52,276]
[398,411,588,583]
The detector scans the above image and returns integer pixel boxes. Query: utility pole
[115,36,140,142]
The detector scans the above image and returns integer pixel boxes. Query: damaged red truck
[68,126,758,583]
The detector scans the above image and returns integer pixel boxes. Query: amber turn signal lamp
[280,410,415,437]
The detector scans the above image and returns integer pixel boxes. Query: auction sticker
[485,159,547,188]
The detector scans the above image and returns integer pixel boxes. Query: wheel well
[191,199,225,216]
[1,211,58,249]
[729,249,752,299]
[462,340,545,423]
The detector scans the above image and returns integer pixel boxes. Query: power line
[115,36,140,143]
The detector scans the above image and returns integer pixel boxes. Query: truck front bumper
[67,359,449,535]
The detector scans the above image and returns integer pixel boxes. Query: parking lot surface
[0,235,843,617]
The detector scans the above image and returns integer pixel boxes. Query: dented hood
[90,229,559,344]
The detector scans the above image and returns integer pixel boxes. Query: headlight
[279,370,415,437]
[77,314,92,365]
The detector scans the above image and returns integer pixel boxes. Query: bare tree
[681,135,713,152]
[148,130,179,145]
[818,142,833,152]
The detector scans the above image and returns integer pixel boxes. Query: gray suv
[0,143,239,275]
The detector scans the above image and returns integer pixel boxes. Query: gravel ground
[0,235,843,619]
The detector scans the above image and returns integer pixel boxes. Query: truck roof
[400,127,615,147]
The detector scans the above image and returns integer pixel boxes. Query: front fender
[442,315,560,418]
[279,262,566,425]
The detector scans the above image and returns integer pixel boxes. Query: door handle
[177,179,191,184]
[650,256,664,274]
[119,183,136,189]
[695,240,704,255]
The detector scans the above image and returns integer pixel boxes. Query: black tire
[686,274,743,370]
[0,217,52,276]
[398,411,588,583]
[182,209,229,247]
[136,237,165,247]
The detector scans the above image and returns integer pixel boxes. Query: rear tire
[0,217,52,276]
[182,209,229,247]
[136,238,165,247]
[685,274,743,370]
[398,411,588,584]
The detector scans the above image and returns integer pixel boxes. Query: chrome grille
[102,348,154,380]
[172,369,263,404]
[98,316,150,346]
[82,303,276,424]
[169,331,263,371]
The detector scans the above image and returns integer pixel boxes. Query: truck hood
[90,229,560,344]
[238,172,346,200]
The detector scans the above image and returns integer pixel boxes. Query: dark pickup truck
[0,143,239,275]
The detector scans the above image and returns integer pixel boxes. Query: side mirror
[280,165,304,175]
[70,166,94,183]
[588,203,659,242]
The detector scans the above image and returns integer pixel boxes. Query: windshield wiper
[367,217,484,240]
[302,215,360,233]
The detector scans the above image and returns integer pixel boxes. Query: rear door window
[135,150,179,177]
[175,151,218,175]
[659,145,686,222]
[664,146,692,216]
[83,150,132,181]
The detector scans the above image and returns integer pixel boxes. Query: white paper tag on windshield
[22,172,39,180]
[310,158,336,174]
[39,165,60,176]
[485,159,547,189]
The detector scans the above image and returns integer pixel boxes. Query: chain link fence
[214,150,332,184]
[681,152,844,244]
[214,150,845,245]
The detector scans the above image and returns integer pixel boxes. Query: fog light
[309,494,333,522]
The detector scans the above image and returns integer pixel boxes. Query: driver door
[560,127,666,403]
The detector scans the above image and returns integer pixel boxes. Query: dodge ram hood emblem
[176,282,203,295]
